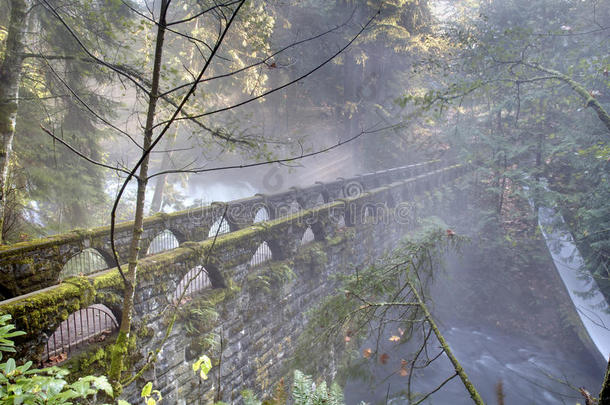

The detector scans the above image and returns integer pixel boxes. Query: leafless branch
[40,126,133,176]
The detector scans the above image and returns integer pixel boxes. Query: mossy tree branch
[524,63,610,136]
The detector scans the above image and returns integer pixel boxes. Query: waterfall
[537,204,610,360]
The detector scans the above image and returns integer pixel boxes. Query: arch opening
[253,207,269,223]
[277,200,301,218]
[173,265,212,304]
[301,227,315,245]
[60,248,108,280]
[43,304,118,365]
[146,229,180,255]
[208,217,230,238]
[249,241,272,268]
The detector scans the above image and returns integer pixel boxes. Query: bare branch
[40,125,133,176]
[159,11,355,98]
[159,8,380,126]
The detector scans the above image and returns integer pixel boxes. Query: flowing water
[343,201,608,404]
[537,206,610,360]
[344,324,602,404]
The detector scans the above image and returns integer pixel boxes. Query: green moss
[0,278,94,336]
[65,344,112,379]
[247,262,295,296]
[294,242,330,272]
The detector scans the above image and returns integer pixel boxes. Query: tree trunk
[109,0,169,389]
[600,358,610,404]
[0,0,32,244]
[407,279,485,405]
[149,130,177,214]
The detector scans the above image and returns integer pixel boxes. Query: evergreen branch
[35,0,151,95]
[159,11,355,98]
[523,62,610,135]
[38,53,144,150]
[158,8,381,126]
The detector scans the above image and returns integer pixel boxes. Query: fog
[2,0,609,403]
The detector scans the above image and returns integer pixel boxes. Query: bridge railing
[0,163,465,361]
[0,160,443,298]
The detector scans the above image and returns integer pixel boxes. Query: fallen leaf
[401,359,408,367]
[363,348,372,358]
[379,353,389,364]
[399,368,409,377]
[389,335,400,342]
[446,229,455,237]
[344,336,351,342]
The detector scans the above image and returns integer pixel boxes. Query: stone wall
[0,163,466,403]
[0,161,443,298]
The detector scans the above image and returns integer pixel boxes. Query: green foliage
[291,370,344,405]
[294,227,463,382]
[241,370,345,405]
[192,355,212,381]
[140,381,162,405]
[0,315,113,404]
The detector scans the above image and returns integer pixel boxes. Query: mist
[0,0,608,403]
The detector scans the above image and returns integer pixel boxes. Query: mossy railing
[0,161,443,298]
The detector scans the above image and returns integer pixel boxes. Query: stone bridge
[0,160,446,299]
[0,161,467,403]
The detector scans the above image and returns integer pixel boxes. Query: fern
[242,389,262,405]
[292,370,314,404]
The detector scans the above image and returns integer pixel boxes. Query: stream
[343,203,608,404]
[344,324,602,404]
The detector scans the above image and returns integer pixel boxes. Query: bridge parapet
[0,161,445,298]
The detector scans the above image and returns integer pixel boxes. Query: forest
[0,0,608,403]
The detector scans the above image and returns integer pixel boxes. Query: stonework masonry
[0,163,467,403]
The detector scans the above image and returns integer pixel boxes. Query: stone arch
[361,202,385,223]
[208,216,231,238]
[0,283,13,301]
[249,241,272,268]
[276,200,301,218]
[146,229,180,255]
[314,193,326,206]
[253,206,270,223]
[60,248,109,280]
[328,206,348,229]
[172,265,212,304]
[42,304,118,365]
[320,189,330,204]
[300,227,315,245]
